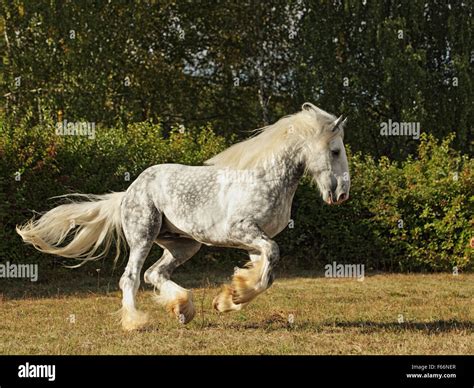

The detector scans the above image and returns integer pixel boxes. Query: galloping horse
[17,103,350,330]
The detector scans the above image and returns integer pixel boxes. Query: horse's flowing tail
[16,192,126,266]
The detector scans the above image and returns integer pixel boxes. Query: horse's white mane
[205,102,337,170]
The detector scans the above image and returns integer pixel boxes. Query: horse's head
[299,103,350,205]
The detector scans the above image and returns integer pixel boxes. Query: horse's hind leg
[119,197,161,331]
[144,238,201,324]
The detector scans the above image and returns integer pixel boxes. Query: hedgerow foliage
[279,133,472,272]
[0,118,472,272]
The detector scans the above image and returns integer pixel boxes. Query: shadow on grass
[1,262,470,301]
[0,272,249,300]
[197,319,473,334]
[0,263,389,300]
[329,320,474,334]
[0,262,232,299]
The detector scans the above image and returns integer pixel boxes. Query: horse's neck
[259,153,304,193]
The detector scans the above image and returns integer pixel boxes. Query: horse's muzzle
[326,191,349,205]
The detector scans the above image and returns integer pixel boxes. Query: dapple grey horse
[17,103,350,330]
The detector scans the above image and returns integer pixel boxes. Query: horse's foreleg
[213,222,279,312]
[144,238,201,324]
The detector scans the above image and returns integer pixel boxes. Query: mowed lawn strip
[1,273,472,355]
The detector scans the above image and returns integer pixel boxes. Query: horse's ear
[332,115,347,132]
[302,102,316,111]
[302,102,324,116]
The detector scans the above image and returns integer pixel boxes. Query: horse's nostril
[337,193,346,202]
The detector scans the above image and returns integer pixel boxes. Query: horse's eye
[331,150,340,157]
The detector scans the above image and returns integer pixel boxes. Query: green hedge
[0,119,472,272]
[279,133,473,272]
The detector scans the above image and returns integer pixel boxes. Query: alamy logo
[325,261,364,280]
[217,169,258,184]
[18,362,56,382]
[0,261,38,282]
[380,119,420,140]
[56,119,96,139]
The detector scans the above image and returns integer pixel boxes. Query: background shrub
[278,134,473,272]
[0,117,471,272]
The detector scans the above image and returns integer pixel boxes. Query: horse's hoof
[231,287,259,304]
[171,297,195,324]
[120,308,149,331]
[155,281,196,324]
[213,285,244,312]
[231,274,261,304]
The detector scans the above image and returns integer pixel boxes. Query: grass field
[1,268,472,355]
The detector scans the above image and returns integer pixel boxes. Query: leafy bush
[279,133,473,272]
[0,118,227,263]
[0,118,472,272]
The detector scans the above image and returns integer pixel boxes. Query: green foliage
[279,134,473,272]
[0,2,471,274]
[0,118,471,272]
[0,117,227,263]
[1,1,472,159]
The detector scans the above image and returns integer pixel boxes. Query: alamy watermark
[0,261,38,282]
[217,169,258,184]
[56,119,96,139]
[325,261,365,280]
[380,119,420,140]
[18,362,55,382]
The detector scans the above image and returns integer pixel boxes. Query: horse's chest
[259,190,295,238]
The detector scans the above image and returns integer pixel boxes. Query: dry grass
[0,270,472,355]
